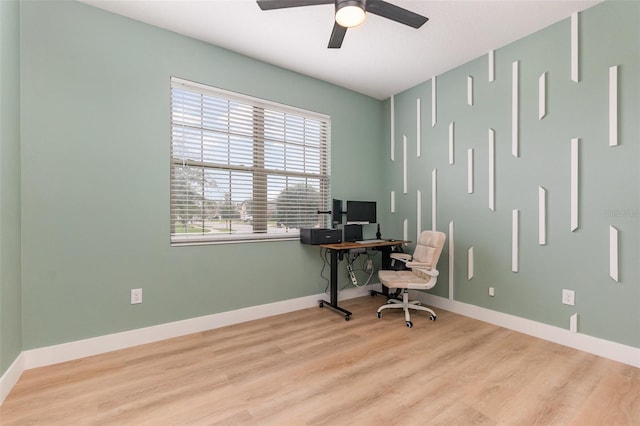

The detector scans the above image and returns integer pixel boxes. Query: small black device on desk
[300,228,342,245]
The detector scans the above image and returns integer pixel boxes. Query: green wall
[3,0,637,374]
[19,0,384,349]
[384,0,639,348]
[0,0,22,375]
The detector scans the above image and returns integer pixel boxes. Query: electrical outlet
[562,289,575,306]
[131,288,142,304]
[489,287,495,297]
[366,260,373,271]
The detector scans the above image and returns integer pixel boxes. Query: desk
[319,240,407,320]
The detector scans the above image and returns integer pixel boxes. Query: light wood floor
[1,296,638,425]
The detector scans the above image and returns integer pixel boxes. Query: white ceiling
[80,0,600,100]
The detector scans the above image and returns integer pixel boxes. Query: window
[170,77,331,244]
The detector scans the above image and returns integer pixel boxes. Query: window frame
[169,77,331,245]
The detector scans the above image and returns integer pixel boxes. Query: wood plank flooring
[1,296,638,425]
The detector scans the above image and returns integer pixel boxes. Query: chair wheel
[377,312,382,319]
[429,315,436,321]
[370,290,377,296]
[406,321,413,328]
[319,301,324,308]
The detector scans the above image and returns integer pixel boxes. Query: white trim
[448,122,455,165]
[539,72,546,120]
[488,129,495,211]
[448,221,454,300]
[5,284,639,404]
[539,186,547,245]
[411,293,640,368]
[571,12,579,83]
[390,190,396,213]
[416,97,422,157]
[467,76,473,106]
[488,50,495,82]
[468,246,474,280]
[403,218,408,242]
[512,209,519,272]
[467,148,474,194]
[416,190,422,242]
[610,225,618,282]
[403,135,408,194]
[431,169,437,231]
[21,286,374,371]
[512,61,519,157]
[0,352,25,405]
[571,138,579,232]
[431,76,437,127]
[390,95,395,161]
[609,65,618,146]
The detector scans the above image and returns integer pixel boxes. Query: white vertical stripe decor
[403,218,408,242]
[488,50,495,82]
[512,209,519,272]
[432,76,437,127]
[539,186,547,245]
[449,122,455,165]
[539,72,547,120]
[391,191,395,213]
[403,135,408,194]
[488,129,495,211]
[416,98,422,157]
[467,148,474,194]
[571,138,579,232]
[609,65,618,146]
[449,221,454,299]
[571,12,579,82]
[390,95,395,161]
[416,190,422,241]
[468,247,474,280]
[610,226,619,282]
[432,169,437,231]
[512,61,519,157]
[467,76,473,106]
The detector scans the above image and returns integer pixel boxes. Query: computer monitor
[346,200,376,224]
[332,199,343,225]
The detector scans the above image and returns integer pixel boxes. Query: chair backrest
[412,230,446,270]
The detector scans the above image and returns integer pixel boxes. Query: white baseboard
[22,285,374,371]
[3,284,638,406]
[411,291,640,368]
[0,351,24,405]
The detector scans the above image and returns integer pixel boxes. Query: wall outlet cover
[562,289,575,306]
[131,288,142,304]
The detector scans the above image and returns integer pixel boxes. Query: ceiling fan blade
[365,0,429,28]
[256,0,333,10]
[328,22,347,49]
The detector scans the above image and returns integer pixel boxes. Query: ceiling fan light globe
[335,3,366,28]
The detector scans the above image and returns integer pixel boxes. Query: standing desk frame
[318,240,407,320]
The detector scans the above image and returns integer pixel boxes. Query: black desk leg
[318,249,352,321]
[370,246,392,299]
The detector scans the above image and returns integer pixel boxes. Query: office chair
[377,230,446,328]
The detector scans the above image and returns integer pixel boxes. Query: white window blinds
[170,77,331,244]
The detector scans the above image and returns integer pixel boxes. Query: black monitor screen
[332,199,343,225]
[346,201,376,224]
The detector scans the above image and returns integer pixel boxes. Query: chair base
[377,289,436,328]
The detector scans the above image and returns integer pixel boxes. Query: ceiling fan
[256,0,429,49]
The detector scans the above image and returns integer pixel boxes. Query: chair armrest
[407,264,439,277]
[390,253,412,261]
[405,261,432,269]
